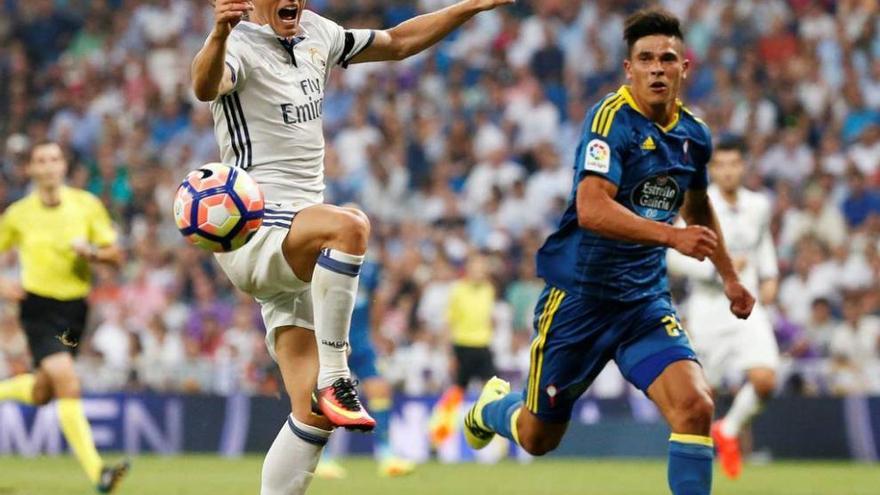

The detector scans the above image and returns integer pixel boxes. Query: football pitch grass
[0,455,876,495]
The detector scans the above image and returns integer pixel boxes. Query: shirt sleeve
[0,208,19,252]
[689,124,713,190]
[86,195,118,247]
[446,283,461,327]
[756,200,779,280]
[324,17,376,68]
[222,32,250,91]
[574,102,629,186]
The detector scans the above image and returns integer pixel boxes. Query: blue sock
[668,434,714,495]
[369,398,392,459]
[480,392,523,443]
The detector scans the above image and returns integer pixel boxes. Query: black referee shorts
[19,292,88,365]
[453,345,496,389]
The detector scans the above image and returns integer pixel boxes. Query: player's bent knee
[518,430,561,456]
[751,372,777,399]
[329,210,370,254]
[31,372,53,405]
[52,378,81,399]
[32,385,52,405]
[670,391,714,434]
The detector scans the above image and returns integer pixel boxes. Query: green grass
[0,455,876,495]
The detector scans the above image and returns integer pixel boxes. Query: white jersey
[668,185,779,329]
[668,185,781,383]
[209,12,374,209]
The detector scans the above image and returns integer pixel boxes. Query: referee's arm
[0,209,24,300]
[73,243,123,268]
[78,196,123,269]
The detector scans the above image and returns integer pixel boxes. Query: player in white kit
[192,1,512,493]
[667,138,780,480]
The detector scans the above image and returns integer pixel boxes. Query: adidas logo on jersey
[641,136,656,151]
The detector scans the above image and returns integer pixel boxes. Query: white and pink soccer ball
[173,163,264,253]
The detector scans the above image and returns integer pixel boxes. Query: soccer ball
[173,163,264,252]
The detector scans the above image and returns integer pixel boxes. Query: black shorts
[453,345,496,389]
[19,292,88,365]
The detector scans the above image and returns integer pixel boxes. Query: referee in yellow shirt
[430,253,498,445]
[0,141,129,493]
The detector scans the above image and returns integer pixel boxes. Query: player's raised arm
[348,0,514,64]
[576,177,718,260]
[680,188,755,318]
[192,0,253,101]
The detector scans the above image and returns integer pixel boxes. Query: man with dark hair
[464,9,754,495]
[0,141,129,493]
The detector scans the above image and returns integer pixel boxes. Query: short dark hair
[715,135,746,155]
[623,9,684,56]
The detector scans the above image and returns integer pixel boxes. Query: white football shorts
[214,213,313,360]
[687,300,780,388]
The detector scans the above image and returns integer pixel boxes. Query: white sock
[261,415,332,495]
[312,248,363,388]
[721,383,763,437]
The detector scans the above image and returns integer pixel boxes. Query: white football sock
[261,415,332,495]
[311,248,363,388]
[721,383,763,437]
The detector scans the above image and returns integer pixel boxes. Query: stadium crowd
[0,0,879,398]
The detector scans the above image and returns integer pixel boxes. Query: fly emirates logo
[280,78,324,125]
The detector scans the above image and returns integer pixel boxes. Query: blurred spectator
[779,184,848,253]
[828,294,880,394]
[802,298,837,358]
[842,171,880,228]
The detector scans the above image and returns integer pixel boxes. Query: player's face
[708,150,745,193]
[624,35,688,109]
[254,0,305,38]
[27,143,67,189]
[466,256,489,281]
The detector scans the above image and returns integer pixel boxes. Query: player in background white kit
[192,1,512,493]
[667,138,780,480]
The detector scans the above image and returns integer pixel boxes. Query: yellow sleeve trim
[591,95,623,134]
[600,99,627,137]
[681,105,708,127]
[669,433,714,447]
[510,408,522,446]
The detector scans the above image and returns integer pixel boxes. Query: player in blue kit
[464,9,754,495]
[315,257,416,478]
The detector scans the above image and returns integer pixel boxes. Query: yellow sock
[57,398,103,483]
[510,408,521,446]
[0,374,35,405]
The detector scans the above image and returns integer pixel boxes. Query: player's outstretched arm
[680,189,755,319]
[349,0,514,64]
[192,0,252,101]
[576,176,718,257]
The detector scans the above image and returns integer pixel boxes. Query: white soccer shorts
[214,215,313,360]
[687,303,780,388]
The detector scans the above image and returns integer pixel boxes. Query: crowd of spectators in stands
[0,0,878,397]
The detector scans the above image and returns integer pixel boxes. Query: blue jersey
[536,86,713,302]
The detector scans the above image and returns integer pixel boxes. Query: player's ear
[681,58,690,79]
[623,58,632,81]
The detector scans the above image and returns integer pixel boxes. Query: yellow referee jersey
[0,186,117,300]
[447,280,495,348]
